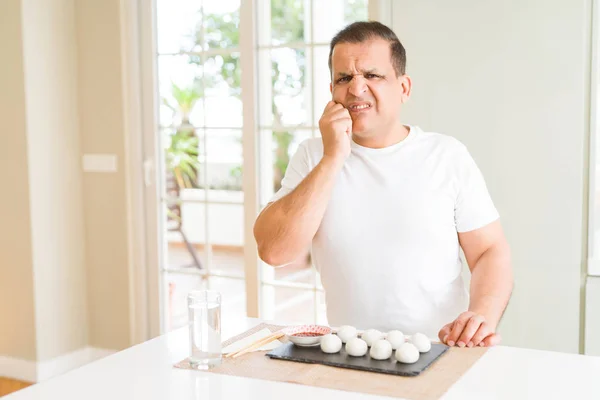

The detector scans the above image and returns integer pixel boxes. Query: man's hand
[438,311,502,348]
[319,101,352,163]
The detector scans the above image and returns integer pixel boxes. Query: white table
[6,319,600,400]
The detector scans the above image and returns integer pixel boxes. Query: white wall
[392,0,590,353]
[0,0,134,380]
[76,0,132,350]
[586,276,600,355]
[21,0,89,362]
[0,0,38,362]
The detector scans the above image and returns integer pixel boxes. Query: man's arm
[462,220,513,326]
[254,156,344,266]
[439,220,513,347]
[254,101,352,267]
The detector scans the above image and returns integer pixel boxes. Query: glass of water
[188,290,222,369]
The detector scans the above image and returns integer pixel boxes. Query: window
[152,0,369,333]
[256,0,369,324]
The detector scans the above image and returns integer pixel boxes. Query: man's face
[330,39,410,138]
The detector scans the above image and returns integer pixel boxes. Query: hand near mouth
[319,101,353,163]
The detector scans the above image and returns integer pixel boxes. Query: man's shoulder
[297,137,324,158]
[415,127,466,151]
[413,127,470,160]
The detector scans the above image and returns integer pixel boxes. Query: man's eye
[366,73,380,79]
[337,76,351,83]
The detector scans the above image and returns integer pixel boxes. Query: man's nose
[349,76,368,96]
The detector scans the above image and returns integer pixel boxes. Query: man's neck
[352,123,410,149]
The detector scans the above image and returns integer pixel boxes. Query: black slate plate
[266,342,449,377]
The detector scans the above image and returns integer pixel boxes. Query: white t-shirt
[269,126,499,338]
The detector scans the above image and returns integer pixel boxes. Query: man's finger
[447,312,473,346]
[438,322,453,343]
[323,101,337,113]
[481,333,502,347]
[470,322,492,347]
[327,109,352,122]
[456,316,484,348]
[324,102,345,115]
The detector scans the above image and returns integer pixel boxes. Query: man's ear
[400,74,412,104]
[330,82,333,94]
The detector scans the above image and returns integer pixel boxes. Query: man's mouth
[347,102,372,112]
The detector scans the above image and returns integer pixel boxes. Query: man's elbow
[254,223,286,267]
[253,212,298,267]
[256,244,290,267]
[257,248,279,267]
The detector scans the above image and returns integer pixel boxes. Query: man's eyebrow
[335,72,352,78]
[335,69,381,78]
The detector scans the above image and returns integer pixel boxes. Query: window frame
[589,0,600,276]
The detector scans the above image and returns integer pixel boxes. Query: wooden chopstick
[232,332,285,359]
[227,331,283,358]
[226,331,285,359]
[224,331,280,358]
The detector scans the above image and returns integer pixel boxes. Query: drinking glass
[188,290,222,369]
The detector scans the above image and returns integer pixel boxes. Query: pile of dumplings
[319,325,431,364]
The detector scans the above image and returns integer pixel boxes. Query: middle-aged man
[254,21,513,348]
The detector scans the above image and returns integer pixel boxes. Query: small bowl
[283,324,332,347]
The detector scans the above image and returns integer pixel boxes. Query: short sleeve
[454,145,499,232]
[268,140,312,204]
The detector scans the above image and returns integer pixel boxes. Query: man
[253,21,513,348]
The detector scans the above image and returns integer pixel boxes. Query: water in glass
[188,290,222,369]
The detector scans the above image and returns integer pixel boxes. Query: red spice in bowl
[283,325,332,347]
[292,332,323,337]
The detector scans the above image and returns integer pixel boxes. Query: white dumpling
[395,342,420,364]
[386,330,405,350]
[410,332,432,353]
[345,337,368,357]
[361,329,384,346]
[369,339,393,360]
[336,325,358,343]
[320,334,342,353]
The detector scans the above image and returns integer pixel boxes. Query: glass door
[148,0,370,334]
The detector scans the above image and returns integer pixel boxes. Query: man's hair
[328,21,407,78]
